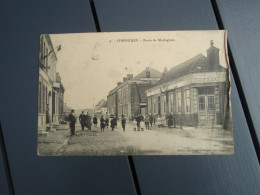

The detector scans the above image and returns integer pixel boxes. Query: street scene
[38,119,233,156]
[37,31,234,155]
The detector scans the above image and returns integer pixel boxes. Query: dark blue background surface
[1,0,259,194]
[0,1,135,194]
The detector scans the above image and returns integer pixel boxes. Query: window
[46,48,48,73]
[43,85,46,112]
[168,92,174,113]
[198,87,214,95]
[184,89,191,112]
[177,91,181,113]
[43,43,46,68]
[163,94,166,113]
[208,96,215,110]
[158,96,161,115]
[199,96,205,111]
[152,97,156,114]
[147,97,151,114]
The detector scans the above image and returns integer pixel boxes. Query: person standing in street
[167,113,173,129]
[79,111,86,131]
[93,115,98,127]
[105,116,109,129]
[136,114,141,131]
[110,116,116,131]
[68,109,76,136]
[149,115,153,128]
[145,115,150,130]
[121,115,126,132]
[100,116,105,132]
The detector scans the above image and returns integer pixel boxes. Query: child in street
[145,115,150,130]
[140,120,145,131]
[132,119,137,131]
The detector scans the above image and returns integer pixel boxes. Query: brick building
[38,34,65,130]
[146,41,231,128]
[107,67,162,119]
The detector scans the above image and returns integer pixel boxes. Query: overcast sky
[50,30,227,109]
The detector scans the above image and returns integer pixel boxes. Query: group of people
[131,113,175,130]
[79,111,98,131]
[68,109,176,136]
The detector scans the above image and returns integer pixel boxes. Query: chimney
[207,40,219,70]
[127,74,133,80]
[56,72,61,82]
[145,67,150,78]
[117,82,122,86]
[123,77,127,82]
[162,67,168,77]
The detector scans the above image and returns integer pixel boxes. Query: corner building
[146,41,231,128]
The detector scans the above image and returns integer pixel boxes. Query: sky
[50,30,228,109]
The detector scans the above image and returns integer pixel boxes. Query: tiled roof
[107,67,162,96]
[154,54,227,87]
[107,86,118,96]
[131,67,162,81]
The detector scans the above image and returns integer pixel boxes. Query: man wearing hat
[68,109,76,136]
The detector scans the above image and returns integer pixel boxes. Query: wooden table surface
[1,0,259,194]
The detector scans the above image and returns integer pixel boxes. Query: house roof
[154,54,227,87]
[107,86,118,96]
[107,67,162,96]
[131,67,162,81]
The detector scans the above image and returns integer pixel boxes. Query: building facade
[38,34,65,130]
[107,67,162,119]
[146,41,231,129]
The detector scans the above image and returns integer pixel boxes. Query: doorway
[198,95,215,125]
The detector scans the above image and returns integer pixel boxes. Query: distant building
[94,99,108,118]
[146,41,231,128]
[107,67,162,118]
[38,34,65,130]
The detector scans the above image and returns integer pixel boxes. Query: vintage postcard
[37,30,234,156]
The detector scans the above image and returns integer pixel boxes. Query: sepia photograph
[37,30,234,156]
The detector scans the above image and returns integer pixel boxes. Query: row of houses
[38,34,65,130]
[107,67,162,118]
[107,41,231,128]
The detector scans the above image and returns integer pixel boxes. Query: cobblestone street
[38,122,234,156]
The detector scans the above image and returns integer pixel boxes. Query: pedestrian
[110,116,116,131]
[115,117,118,129]
[93,115,98,127]
[140,120,145,131]
[79,111,85,130]
[149,115,153,127]
[136,114,141,131]
[86,112,92,130]
[167,113,173,129]
[132,119,137,131]
[68,109,76,136]
[121,115,126,132]
[105,117,109,129]
[145,115,150,130]
[100,116,105,132]
[156,115,163,128]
